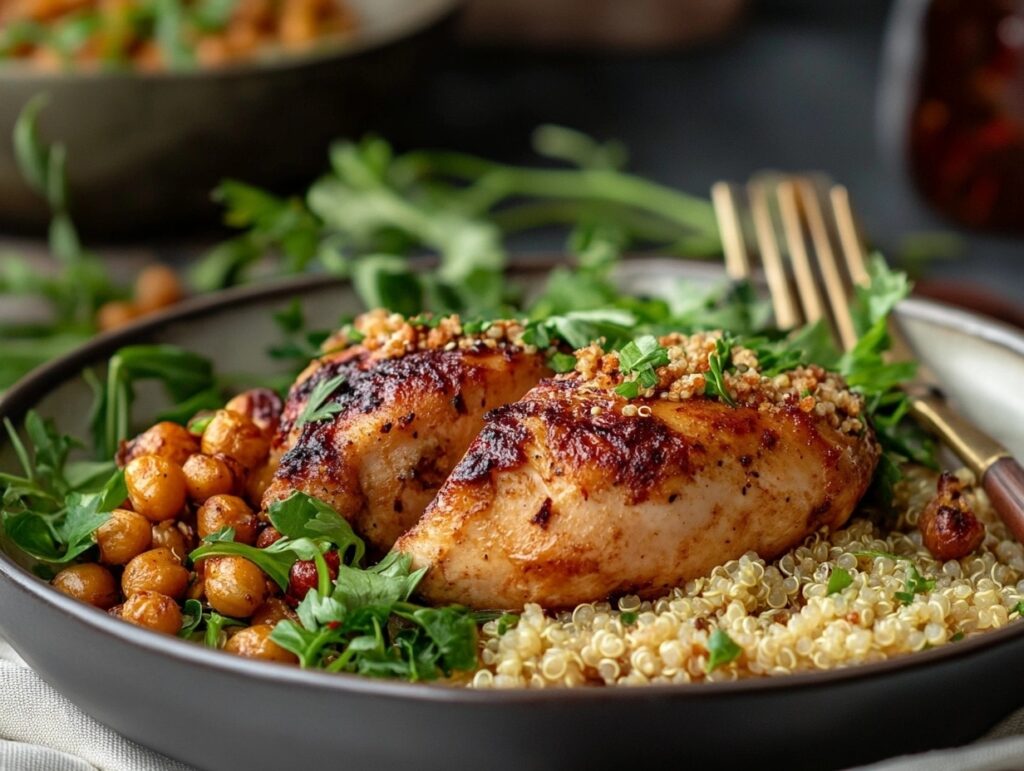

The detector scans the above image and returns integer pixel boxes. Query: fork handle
[984,458,1024,544]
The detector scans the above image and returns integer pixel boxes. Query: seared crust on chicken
[397,337,880,609]
[263,313,549,552]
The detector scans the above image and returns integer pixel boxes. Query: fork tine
[711,182,753,281]
[829,185,871,288]
[795,179,859,352]
[748,180,802,330]
[776,179,829,331]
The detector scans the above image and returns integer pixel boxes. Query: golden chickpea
[201,409,269,470]
[122,547,190,599]
[182,453,236,502]
[151,521,190,563]
[97,300,140,332]
[197,494,259,545]
[134,263,184,313]
[118,591,182,635]
[96,508,152,565]
[225,388,283,437]
[52,563,119,609]
[125,455,187,522]
[119,422,198,468]
[205,556,267,618]
[251,597,297,627]
[245,461,277,509]
[224,624,297,663]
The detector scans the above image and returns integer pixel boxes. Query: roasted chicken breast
[396,334,880,609]
[263,312,550,552]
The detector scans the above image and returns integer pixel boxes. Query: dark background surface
[409,0,1020,299]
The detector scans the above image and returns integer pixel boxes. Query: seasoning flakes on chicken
[396,332,880,609]
[262,311,551,552]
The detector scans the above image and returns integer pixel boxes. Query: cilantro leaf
[267,491,365,565]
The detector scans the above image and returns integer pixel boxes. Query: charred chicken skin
[396,333,880,609]
[262,312,550,552]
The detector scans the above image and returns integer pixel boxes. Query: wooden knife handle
[983,457,1024,544]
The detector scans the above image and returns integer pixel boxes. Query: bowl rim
[0,0,460,83]
[3,256,1024,704]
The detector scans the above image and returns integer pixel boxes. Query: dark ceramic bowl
[0,0,460,238]
[2,259,1024,771]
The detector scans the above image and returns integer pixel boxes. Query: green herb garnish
[894,564,936,605]
[703,335,736,406]
[614,335,669,398]
[295,374,346,429]
[706,628,742,673]
[827,566,853,595]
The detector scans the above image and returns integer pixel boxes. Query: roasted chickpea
[201,409,269,470]
[52,563,119,609]
[246,461,277,508]
[197,494,259,545]
[125,455,187,521]
[118,591,182,635]
[251,596,297,627]
[205,556,267,617]
[182,453,236,502]
[225,388,283,437]
[255,525,283,549]
[151,520,189,563]
[224,624,297,663]
[122,547,190,599]
[119,421,198,467]
[96,508,152,565]
[97,300,140,332]
[134,263,184,312]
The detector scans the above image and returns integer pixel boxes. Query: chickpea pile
[51,389,298,664]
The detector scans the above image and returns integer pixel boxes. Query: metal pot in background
[0,0,461,239]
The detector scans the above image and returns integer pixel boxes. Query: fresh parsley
[614,335,669,398]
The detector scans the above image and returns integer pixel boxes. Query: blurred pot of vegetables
[0,0,460,237]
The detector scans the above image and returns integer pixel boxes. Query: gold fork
[711,176,1024,540]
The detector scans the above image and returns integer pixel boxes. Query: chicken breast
[263,312,550,552]
[396,335,880,609]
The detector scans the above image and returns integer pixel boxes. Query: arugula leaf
[827,566,853,595]
[190,534,324,591]
[294,374,346,430]
[266,491,365,565]
[706,628,742,672]
[90,344,219,459]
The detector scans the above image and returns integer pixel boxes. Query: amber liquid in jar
[910,0,1024,230]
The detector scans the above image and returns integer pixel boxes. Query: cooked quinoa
[572,331,867,435]
[471,467,1024,688]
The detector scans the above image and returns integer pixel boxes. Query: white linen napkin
[3,633,1023,771]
